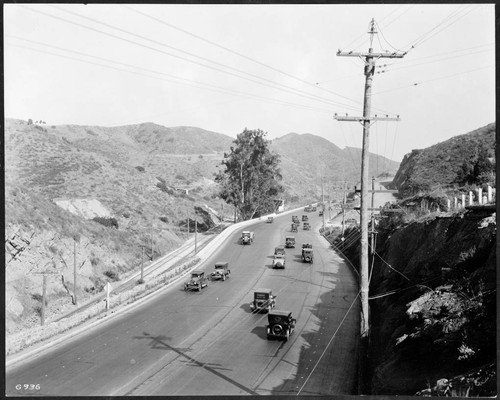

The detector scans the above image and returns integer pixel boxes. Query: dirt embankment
[338,209,496,395]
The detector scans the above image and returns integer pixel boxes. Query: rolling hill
[4,118,399,334]
[390,123,496,196]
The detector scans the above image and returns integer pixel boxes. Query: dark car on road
[250,288,276,313]
[266,310,296,341]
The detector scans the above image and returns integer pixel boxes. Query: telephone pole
[334,18,405,393]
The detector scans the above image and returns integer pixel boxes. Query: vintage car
[291,223,298,232]
[184,270,209,291]
[292,215,299,224]
[311,206,317,212]
[302,246,314,263]
[272,254,286,269]
[319,210,324,216]
[250,288,276,313]
[266,310,296,341]
[210,261,230,281]
[303,222,311,230]
[304,206,311,212]
[274,245,285,256]
[241,231,254,245]
[285,236,295,248]
[267,216,274,223]
[302,215,308,221]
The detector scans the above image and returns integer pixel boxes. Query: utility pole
[33,262,58,326]
[73,238,77,306]
[334,18,404,393]
[141,245,145,282]
[194,215,198,254]
[151,230,154,262]
[321,176,325,230]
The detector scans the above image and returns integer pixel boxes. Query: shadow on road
[267,282,360,396]
[133,332,258,395]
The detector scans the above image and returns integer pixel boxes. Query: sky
[4,3,496,162]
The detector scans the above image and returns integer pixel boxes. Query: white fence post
[478,188,483,205]
[461,194,466,208]
[488,185,492,203]
[447,198,451,210]
[469,191,473,205]
[454,197,458,209]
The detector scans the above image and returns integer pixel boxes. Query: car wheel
[222,274,226,281]
[198,284,202,291]
[272,324,283,336]
[285,329,290,341]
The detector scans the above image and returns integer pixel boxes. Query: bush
[159,216,169,223]
[156,182,175,195]
[103,270,120,281]
[135,166,145,172]
[93,216,119,229]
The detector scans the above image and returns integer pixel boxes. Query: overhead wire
[7,40,336,117]
[373,64,494,95]
[22,4,363,112]
[379,4,413,30]
[402,4,479,51]
[296,289,361,395]
[123,5,367,110]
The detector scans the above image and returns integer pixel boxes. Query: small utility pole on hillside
[321,176,325,230]
[33,262,58,326]
[334,18,405,393]
[73,238,77,306]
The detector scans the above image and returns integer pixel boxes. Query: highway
[6,210,360,396]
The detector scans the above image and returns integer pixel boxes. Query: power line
[296,290,361,395]
[123,5,367,110]
[373,64,494,95]
[43,4,364,112]
[382,47,493,74]
[6,38,337,117]
[403,4,479,51]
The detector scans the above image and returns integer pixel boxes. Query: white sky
[4,3,495,162]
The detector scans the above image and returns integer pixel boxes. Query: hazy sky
[4,3,495,162]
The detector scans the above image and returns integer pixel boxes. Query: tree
[215,128,283,220]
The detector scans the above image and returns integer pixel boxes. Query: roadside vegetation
[215,128,284,220]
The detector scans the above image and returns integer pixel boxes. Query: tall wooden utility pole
[334,18,404,393]
[73,238,77,306]
[321,176,325,230]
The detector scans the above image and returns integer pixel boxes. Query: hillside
[271,133,400,203]
[4,118,400,335]
[390,123,496,196]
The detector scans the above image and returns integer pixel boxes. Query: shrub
[159,216,169,223]
[175,174,186,181]
[123,212,130,218]
[156,182,175,195]
[92,216,119,229]
[103,270,120,281]
[135,166,145,172]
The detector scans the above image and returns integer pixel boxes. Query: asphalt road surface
[6,211,360,396]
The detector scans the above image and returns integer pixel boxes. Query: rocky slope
[390,123,495,196]
[4,118,399,337]
[335,208,496,395]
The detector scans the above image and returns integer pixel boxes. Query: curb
[6,206,307,368]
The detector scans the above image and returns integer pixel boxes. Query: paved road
[6,211,359,396]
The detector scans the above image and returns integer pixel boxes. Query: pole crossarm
[337,50,406,58]
[334,115,400,122]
